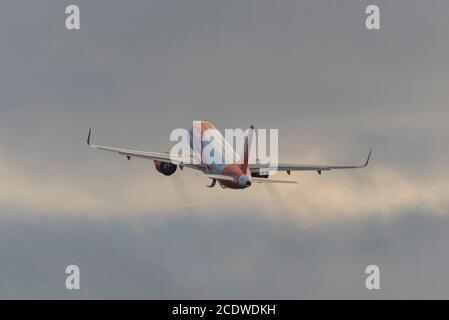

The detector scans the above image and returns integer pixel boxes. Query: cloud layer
[1,149,448,225]
[2,210,449,299]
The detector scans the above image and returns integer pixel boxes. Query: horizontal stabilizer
[203,174,235,182]
[252,177,297,184]
[204,174,235,181]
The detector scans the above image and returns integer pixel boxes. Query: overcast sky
[1,0,449,299]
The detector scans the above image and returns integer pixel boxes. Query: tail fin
[239,124,255,174]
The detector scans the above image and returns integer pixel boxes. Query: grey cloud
[1,210,449,299]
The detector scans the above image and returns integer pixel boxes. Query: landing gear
[207,179,227,189]
[207,179,217,188]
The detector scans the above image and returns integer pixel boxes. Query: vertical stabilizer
[239,124,255,173]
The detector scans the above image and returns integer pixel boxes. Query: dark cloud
[0,210,449,299]
[1,0,449,167]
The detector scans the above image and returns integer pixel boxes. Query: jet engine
[251,172,269,179]
[154,161,177,176]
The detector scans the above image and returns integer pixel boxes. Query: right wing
[252,177,297,184]
[86,129,204,172]
[250,149,372,175]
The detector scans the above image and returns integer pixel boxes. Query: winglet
[87,128,92,146]
[363,149,372,167]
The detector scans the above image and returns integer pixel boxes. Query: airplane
[86,121,371,189]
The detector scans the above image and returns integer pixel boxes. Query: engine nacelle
[154,161,177,176]
[251,172,269,178]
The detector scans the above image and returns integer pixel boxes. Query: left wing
[250,149,371,175]
[86,129,204,172]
